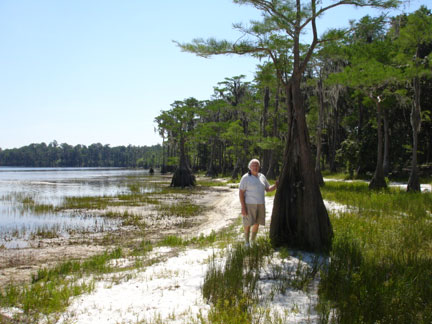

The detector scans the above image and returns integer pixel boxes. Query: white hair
[248,158,260,170]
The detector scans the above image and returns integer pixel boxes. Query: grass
[1,277,95,320]
[32,247,124,283]
[0,248,125,321]
[202,239,273,323]
[200,237,322,324]
[321,181,432,219]
[196,179,228,187]
[157,200,207,218]
[157,230,229,249]
[321,170,348,180]
[318,181,432,324]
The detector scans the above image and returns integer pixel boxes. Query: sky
[0,0,430,149]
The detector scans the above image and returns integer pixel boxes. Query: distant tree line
[0,141,162,168]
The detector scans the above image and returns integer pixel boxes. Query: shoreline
[0,180,239,290]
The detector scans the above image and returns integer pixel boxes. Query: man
[239,159,277,247]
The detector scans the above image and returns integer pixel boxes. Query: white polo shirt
[239,172,270,204]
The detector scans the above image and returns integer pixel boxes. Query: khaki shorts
[243,204,265,227]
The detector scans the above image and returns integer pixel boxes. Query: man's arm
[265,180,279,192]
[239,189,247,216]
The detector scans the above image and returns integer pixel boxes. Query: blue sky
[0,0,429,149]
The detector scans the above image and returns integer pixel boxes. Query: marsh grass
[62,196,111,210]
[0,277,95,321]
[318,181,432,323]
[156,200,206,218]
[158,231,220,248]
[321,171,349,180]
[202,238,278,323]
[321,181,432,218]
[0,248,125,320]
[30,227,60,239]
[197,180,228,187]
[159,235,186,247]
[131,240,153,257]
[265,252,322,296]
[203,245,263,322]
[32,247,123,283]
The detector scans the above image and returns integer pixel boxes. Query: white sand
[52,194,324,324]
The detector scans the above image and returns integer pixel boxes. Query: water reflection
[0,167,157,248]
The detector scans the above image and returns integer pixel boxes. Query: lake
[0,167,156,248]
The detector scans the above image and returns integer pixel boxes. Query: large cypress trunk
[160,136,168,174]
[315,78,325,186]
[369,98,387,190]
[407,77,421,191]
[266,85,281,180]
[270,80,333,252]
[206,138,218,177]
[171,135,195,187]
[383,109,390,176]
[261,86,271,175]
[407,76,421,192]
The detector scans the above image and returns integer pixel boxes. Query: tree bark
[315,78,325,186]
[261,86,271,175]
[160,136,167,174]
[270,79,333,252]
[266,85,281,180]
[171,135,196,187]
[356,96,366,176]
[330,105,339,173]
[407,76,421,192]
[369,98,387,190]
[383,108,390,176]
[206,138,218,177]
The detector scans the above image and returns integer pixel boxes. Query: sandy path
[193,187,240,236]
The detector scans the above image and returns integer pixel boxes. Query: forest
[155,6,432,190]
[0,141,162,168]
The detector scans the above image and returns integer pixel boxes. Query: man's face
[250,161,260,173]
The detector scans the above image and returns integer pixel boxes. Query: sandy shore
[0,184,239,289]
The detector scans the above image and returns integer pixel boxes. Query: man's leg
[251,224,259,243]
[244,225,251,246]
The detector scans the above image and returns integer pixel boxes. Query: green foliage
[159,235,185,247]
[202,239,273,321]
[335,138,360,178]
[318,181,432,323]
[321,181,432,219]
[0,248,124,319]
[32,248,123,283]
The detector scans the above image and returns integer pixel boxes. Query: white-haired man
[239,159,277,247]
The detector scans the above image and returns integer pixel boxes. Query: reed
[318,181,432,323]
[202,239,273,322]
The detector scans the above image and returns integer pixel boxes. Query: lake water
[0,167,155,248]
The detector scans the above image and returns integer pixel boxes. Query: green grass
[196,178,228,187]
[0,277,94,320]
[321,181,432,218]
[318,181,432,323]
[157,200,207,218]
[200,236,323,323]
[32,247,123,283]
[321,170,349,180]
[202,239,272,323]
[159,235,186,247]
[0,248,124,321]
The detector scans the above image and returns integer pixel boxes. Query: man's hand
[241,206,247,216]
